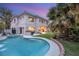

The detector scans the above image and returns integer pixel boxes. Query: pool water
[0,35,50,56]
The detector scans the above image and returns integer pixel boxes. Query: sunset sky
[0,3,56,19]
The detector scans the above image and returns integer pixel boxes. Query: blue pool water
[0,35,50,56]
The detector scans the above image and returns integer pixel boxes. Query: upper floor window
[14,18,16,23]
[46,21,48,24]
[28,17,35,22]
[39,19,45,23]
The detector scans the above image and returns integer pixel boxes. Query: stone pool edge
[51,38,65,56]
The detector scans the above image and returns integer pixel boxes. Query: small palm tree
[0,21,6,33]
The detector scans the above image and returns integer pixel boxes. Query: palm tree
[0,8,12,29]
[48,3,68,34]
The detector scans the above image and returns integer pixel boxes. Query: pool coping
[50,38,65,56]
[0,36,7,41]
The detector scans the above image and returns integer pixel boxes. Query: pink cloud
[8,4,49,19]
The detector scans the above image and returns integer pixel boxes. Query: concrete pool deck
[51,39,65,56]
[0,36,7,41]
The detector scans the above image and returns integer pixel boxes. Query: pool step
[0,44,7,52]
[0,48,7,52]
[0,44,6,49]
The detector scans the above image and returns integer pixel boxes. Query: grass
[34,32,79,56]
[59,40,79,56]
[34,32,57,39]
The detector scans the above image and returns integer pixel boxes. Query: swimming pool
[0,35,61,56]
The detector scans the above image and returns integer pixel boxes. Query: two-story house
[10,12,48,34]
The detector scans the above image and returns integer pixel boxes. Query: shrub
[62,27,79,42]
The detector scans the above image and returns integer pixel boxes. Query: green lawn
[59,40,79,56]
[34,32,79,56]
[34,32,57,39]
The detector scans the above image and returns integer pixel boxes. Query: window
[42,20,45,23]
[20,27,24,34]
[28,26,35,31]
[46,21,48,24]
[12,28,16,34]
[14,18,16,23]
[28,17,35,22]
[13,18,17,23]
[39,26,47,32]
[39,19,45,23]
